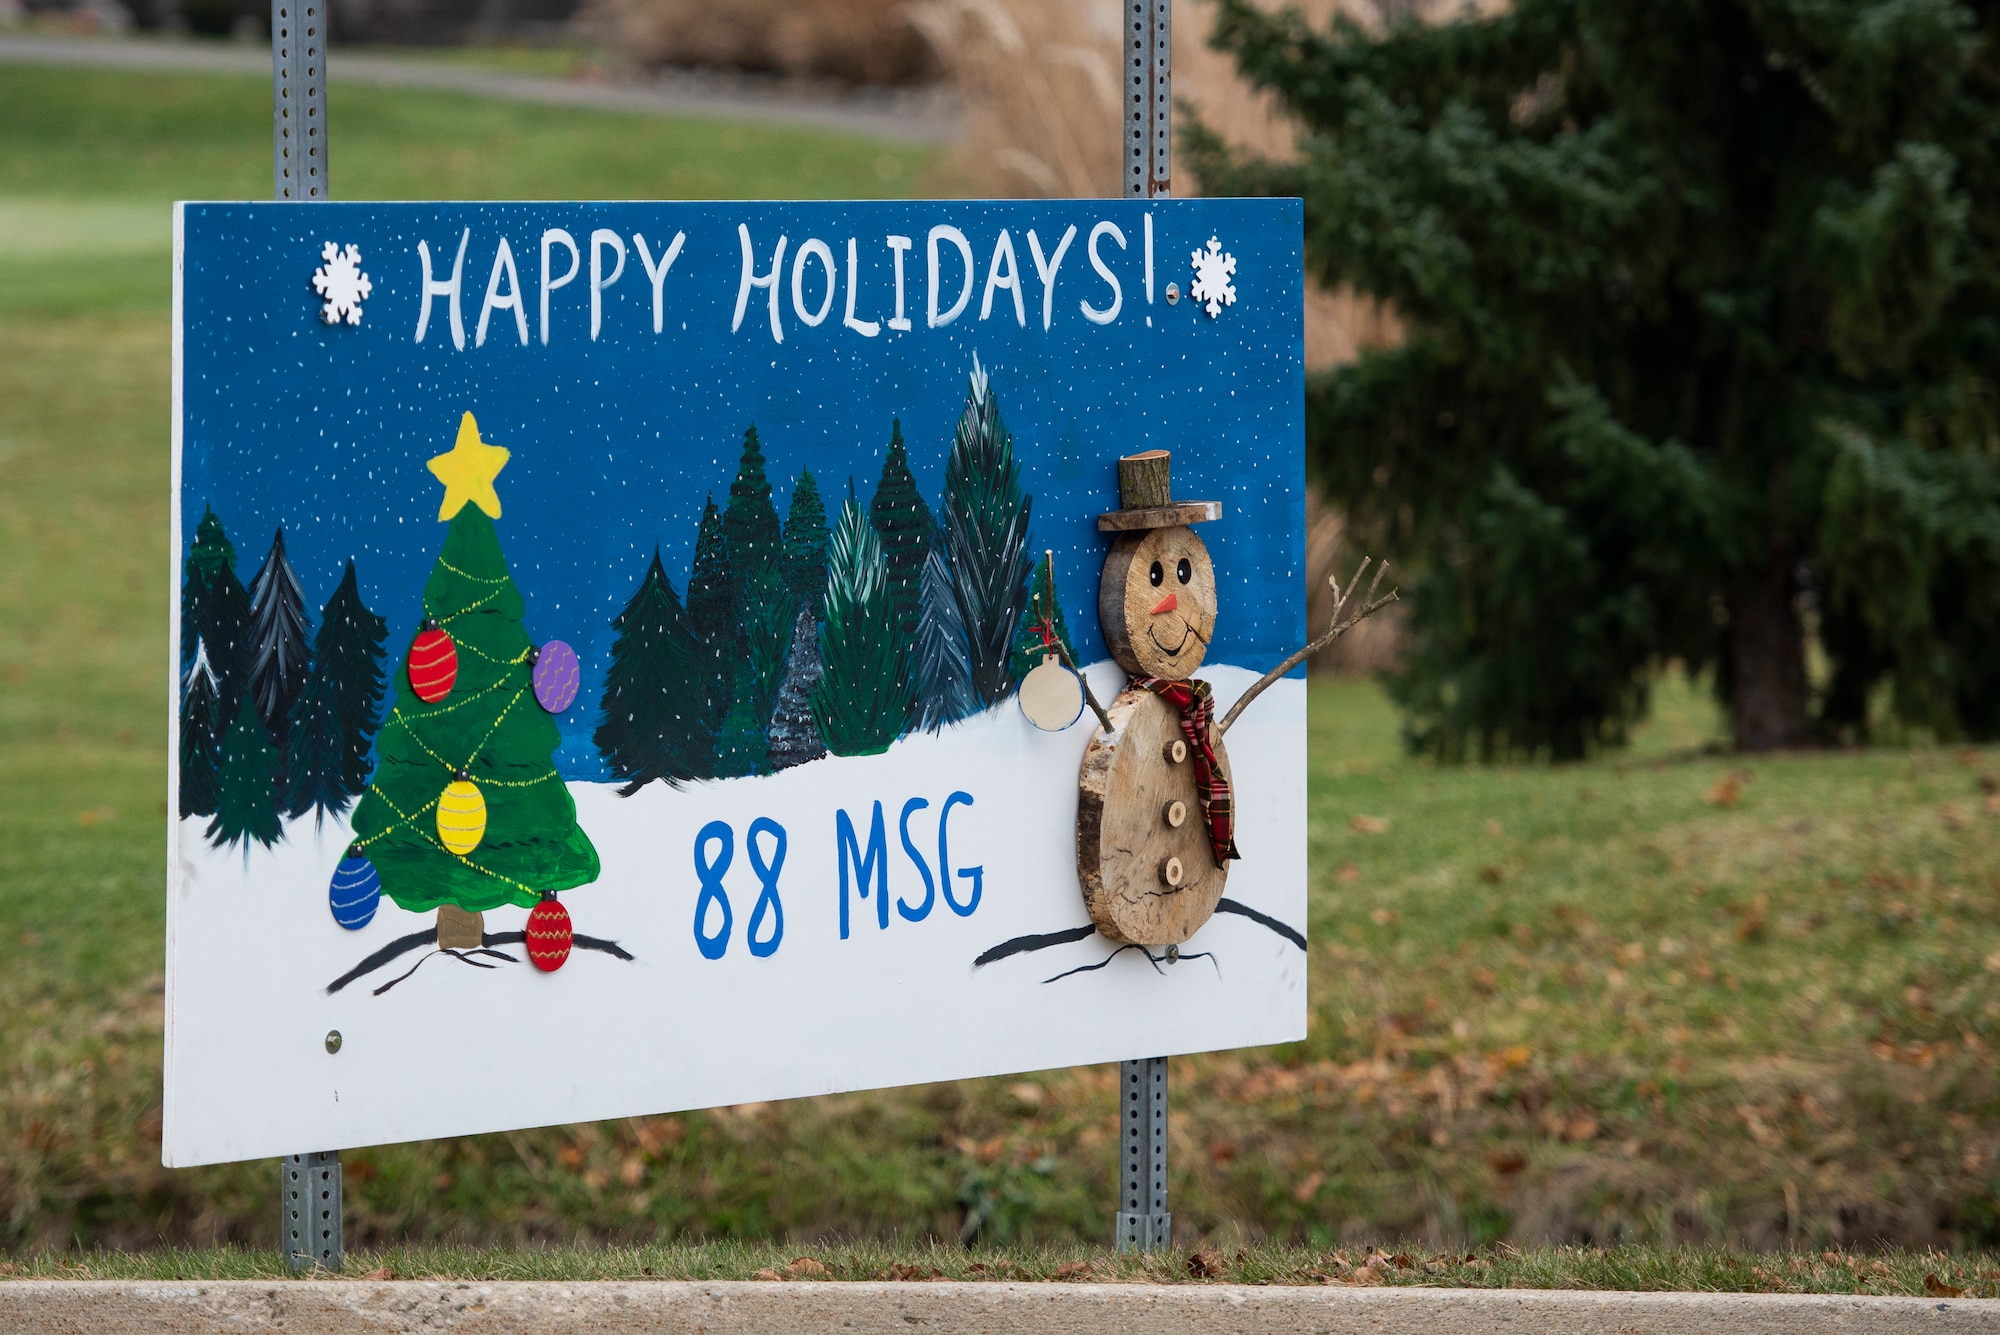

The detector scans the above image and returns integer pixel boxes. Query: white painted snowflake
[311,242,372,326]
[1188,236,1237,319]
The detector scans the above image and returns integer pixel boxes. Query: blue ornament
[328,854,381,930]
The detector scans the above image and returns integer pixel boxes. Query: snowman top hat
[1096,450,1222,532]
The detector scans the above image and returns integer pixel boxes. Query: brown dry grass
[579,0,937,85]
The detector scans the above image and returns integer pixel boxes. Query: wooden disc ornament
[408,619,459,702]
[531,639,580,713]
[526,892,573,971]
[436,773,487,855]
[327,853,381,930]
[1076,449,1229,946]
[1018,653,1085,731]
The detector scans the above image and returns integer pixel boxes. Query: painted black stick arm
[1215,557,1399,738]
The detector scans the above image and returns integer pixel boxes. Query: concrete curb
[0,34,960,142]
[0,1280,1988,1334]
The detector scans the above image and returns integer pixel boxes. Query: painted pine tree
[940,358,1034,708]
[712,676,771,777]
[783,469,830,616]
[812,497,910,755]
[869,418,933,645]
[1008,555,1078,684]
[284,668,347,824]
[178,640,223,819]
[686,495,737,749]
[766,607,827,769]
[182,507,251,728]
[245,528,311,750]
[285,560,388,821]
[912,539,978,733]
[208,697,281,851]
[725,426,795,733]
[596,549,714,792]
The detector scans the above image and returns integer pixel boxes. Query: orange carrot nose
[1150,592,1178,615]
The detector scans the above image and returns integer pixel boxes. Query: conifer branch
[1216,558,1399,737]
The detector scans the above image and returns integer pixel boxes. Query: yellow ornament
[436,776,487,856]
[426,411,509,522]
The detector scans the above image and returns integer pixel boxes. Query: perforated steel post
[281,1151,342,1271]
[1123,0,1172,199]
[1115,1056,1170,1251]
[272,0,327,200]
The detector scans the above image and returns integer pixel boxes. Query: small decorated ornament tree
[345,413,599,953]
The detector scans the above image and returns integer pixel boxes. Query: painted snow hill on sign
[165,198,1306,1168]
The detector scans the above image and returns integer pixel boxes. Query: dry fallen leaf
[1370,906,1400,926]
[1053,1260,1093,1280]
[1187,1249,1226,1278]
[1484,1148,1527,1174]
[751,1268,783,1282]
[360,1266,394,1281]
[785,1257,831,1279]
[1293,1169,1326,1203]
[1336,862,1362,883]
[1348,1263,1383,1286]
[1704,773,1742,807]
[1479,865,1505,884]
[1926,1273,1966,1298]
[1351,814,1391,834]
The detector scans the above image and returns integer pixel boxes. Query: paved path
[0,1280,1988,1334]
[0,33,958,142]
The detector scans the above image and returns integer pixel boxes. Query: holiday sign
[166,199,1307,1168]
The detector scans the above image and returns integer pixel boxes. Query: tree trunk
[1728,549,1813,752]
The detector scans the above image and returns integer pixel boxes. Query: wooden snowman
[1077,450,1236,947]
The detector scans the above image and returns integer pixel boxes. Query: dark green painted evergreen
[1008,554,1078,684]
[812,497,911,755]
[686,494,737,745]
[596,549,714,792]
[723,425,784,584]
[712,675,771,778]
[869,418,933,645]
[284,561,387,822]
[940,362,1034,709]
[766,608,828,769]
[245,528,311,750]
[725,426,794,730]
[207,697,282,851]
[284,669,347,823]
[1191,0,2000,754]
[182,507,252,728]
[783,469,830,615]
[913,539,977,733]
[178,641,223,819]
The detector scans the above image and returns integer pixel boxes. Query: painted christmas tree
[686,494,735,769]
[940,356,1034,709]
[245,527,311,750]
[181,507,251,729]
[913,539,978,733]
[208,697,281,851]
[783,469,830,616]
[724,425,795,733]
[285,560,388,822]
[712,676,773,777]
[596,549,712,794]
[346,414,599,927]
[766,607,827,769]
[178,640,223,819]
[869,418,933,646]
[812,493,911,755]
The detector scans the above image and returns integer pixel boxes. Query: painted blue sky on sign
[177,199,1304,779]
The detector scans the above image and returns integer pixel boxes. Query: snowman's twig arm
[1216,558,1399,737]
[1050,637,1115,733]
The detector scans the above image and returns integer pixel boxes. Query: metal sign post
[1117,0,1173,1257]
[273,0,338,1272]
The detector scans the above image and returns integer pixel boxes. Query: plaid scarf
[1134,677,1240,865]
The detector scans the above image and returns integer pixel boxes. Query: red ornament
[407,622,458,703]
[526,894,572,972]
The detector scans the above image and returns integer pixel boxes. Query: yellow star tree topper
[427,412,509,520]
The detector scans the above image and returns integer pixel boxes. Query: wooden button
[1160,856,1184,887]
[1164,800,1187,828]
[1164,739,1188,764]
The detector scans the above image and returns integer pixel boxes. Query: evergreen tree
[1008,554,1078,684]
[207,696,281,851]
[1192,0,2000,754]
[913,540,978,733]
[178,639,223,819]
[349,505,599,914]
[812,497,911,755]
[284,668,348,824]
[245,528,310,750]
[712,675,771,778]
[725,426,795,728]
[767,608,828,769]
[869,418,934,644]
[686,494,737,745]
[314,561,389,797]
[783,469,830,615]
[182,507,252,728]
[596,549,714,792]
[940,359,1034,708]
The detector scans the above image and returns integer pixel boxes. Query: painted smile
[1147,621,1194,657]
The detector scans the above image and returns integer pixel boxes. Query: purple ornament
[532,639,580,713]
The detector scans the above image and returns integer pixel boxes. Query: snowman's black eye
[1176,557,1192,584]
[1148,560,1164,587]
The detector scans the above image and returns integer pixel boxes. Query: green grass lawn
[2,60,1998,1269]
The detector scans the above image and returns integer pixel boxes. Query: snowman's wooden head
[1095,451,1222,681]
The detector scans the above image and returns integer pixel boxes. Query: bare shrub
[580,0,936,85]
